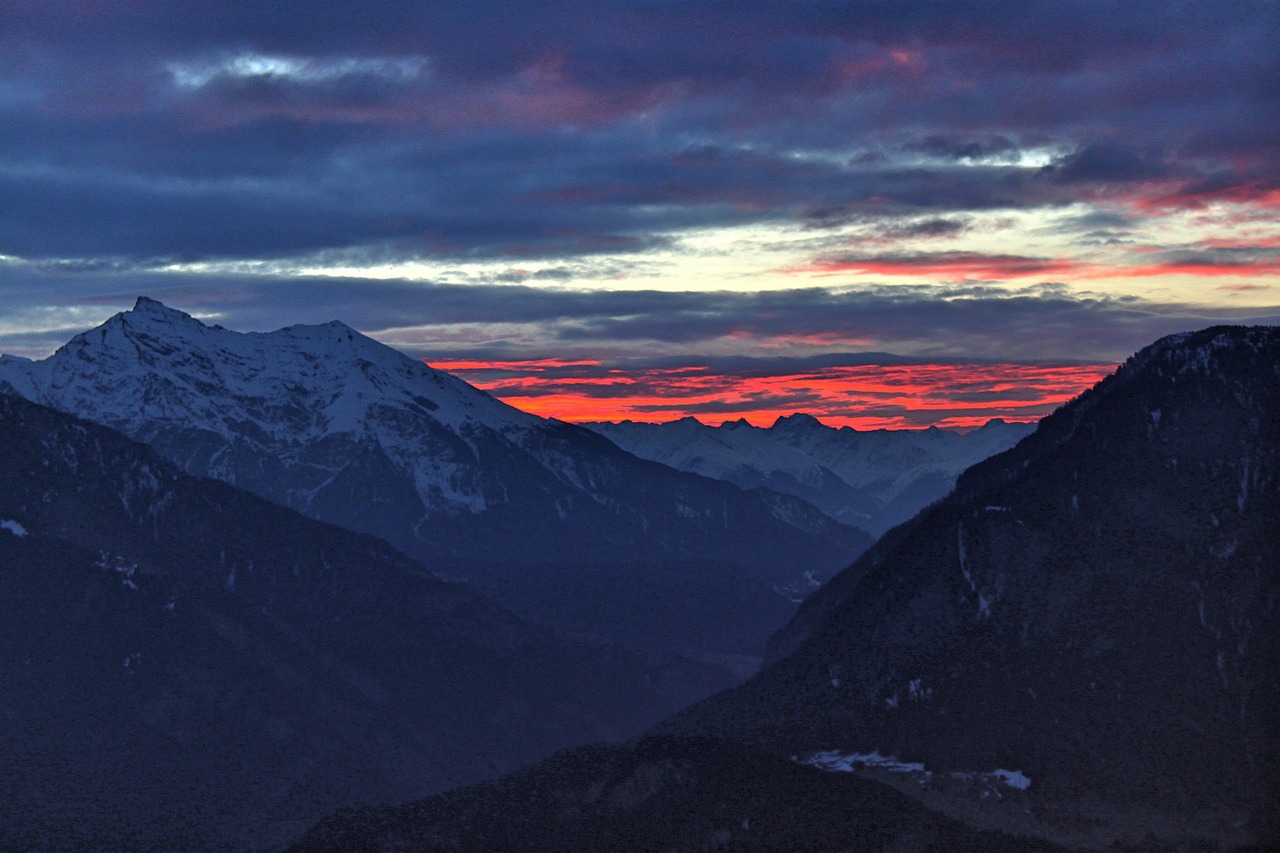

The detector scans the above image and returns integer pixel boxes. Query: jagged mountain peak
[586,412,1035,535]
[131,293,195,316]
[771,412,825,430]
[114,297,404,370]
[119,297,369,356]
[112,295,225,339]
[0,299,872,659]
[4,297,539,443]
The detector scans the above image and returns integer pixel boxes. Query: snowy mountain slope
[0,389,733,851]
[0,299,872,660]
[663,326,1280,850]
[586,414,1035,535]
[0,297,546,512]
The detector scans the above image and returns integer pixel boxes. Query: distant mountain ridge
[0,298,872,661]
[585,414,1035,536]
[0,389,732,851]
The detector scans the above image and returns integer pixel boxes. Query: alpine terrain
[291,326,1280,852]
[586,414,1035,536]
[0,298,872,663]
[0,389,732,851]
[667,325,1280,849]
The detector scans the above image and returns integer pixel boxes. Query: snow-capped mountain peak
[771,412,823,431]
[585,413,1035,535]
[0,298,870,595]
[5,297,541,449]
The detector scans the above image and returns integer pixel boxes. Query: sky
[2,1,1277,429]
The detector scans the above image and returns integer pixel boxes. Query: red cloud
[791,249,1279,283]
[430,358,1116,431]
[795,252,1091,279]
[1199,235,1280,250]
[1095,259,1280,278]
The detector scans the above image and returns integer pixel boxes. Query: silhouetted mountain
[292,326,1278,851]
[665,326,1280,850]
[0,390,733,852]
[586,414,1035,536]
[0,298,871,661]
[289,737,1067,853]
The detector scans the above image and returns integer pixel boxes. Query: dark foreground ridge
[291,736,1067,853]
[293,326,1279,852]
[0,389,731,851]
[666,326,1280,849]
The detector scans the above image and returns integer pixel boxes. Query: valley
[2,309,1276,851]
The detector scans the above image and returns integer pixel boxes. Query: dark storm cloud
[901,135,1023,163]
[1,1,1276,265]
[889,218,972,240]
[1040,143,1174,185]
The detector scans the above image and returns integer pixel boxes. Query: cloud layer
[3,262,1275,426]
[2,1,1276,268]
[431,357,1116,429]
[2,1,1277,425]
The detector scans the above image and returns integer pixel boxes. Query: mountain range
[664,325,1280,848]
[585,414,1035,536]
[0,388,732,851]
[9,299,1271,851]
[0,298,871,663]
[291,326,1280,852]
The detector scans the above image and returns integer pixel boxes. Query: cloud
[901,134,1023,164]
[1,0,1276,435]
[431,357,1119,430]
[797,251,1089,280]
[3,260,1276,364]
[166,53,430,90]
[1039,142,1173,185]
[0,1,1275,268]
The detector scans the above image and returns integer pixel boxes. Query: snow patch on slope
[1,519,29,537]
[803,749,1032,793]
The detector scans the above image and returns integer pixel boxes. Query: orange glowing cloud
[430,357,1116,431]
[790,248,1280,284]
[1199,235,1280,250]
[796,252,1090,280]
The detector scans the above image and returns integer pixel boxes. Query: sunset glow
[432,358,1117,430]
[1,2,1276,429]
